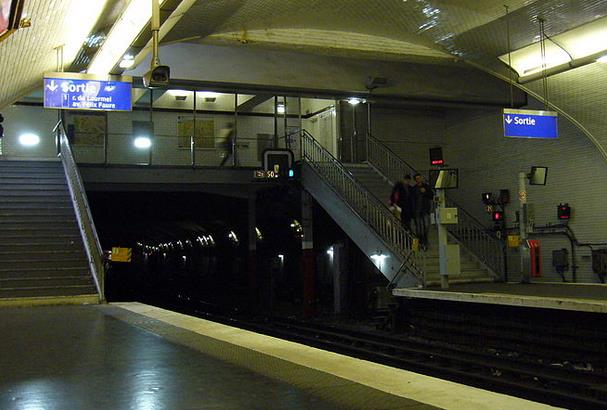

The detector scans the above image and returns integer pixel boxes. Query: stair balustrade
[366,134,504,279]
[56,121,105,302]
[300,130,425,285]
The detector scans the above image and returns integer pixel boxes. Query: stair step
[0,234,81,244]
[0,209,75,218]
[0,184,69,191]
[0,197,72,205]
[0,276,94,288]
[0,241,85,252]
[1,259,89,270]
[0,267,89,278]
[0,177,67,184]
[0,216,78,224]
[0,249,87,260]
[0,161,61,168]
[0,190,70,197]
[0,225,79,236]
[0,285,97,299]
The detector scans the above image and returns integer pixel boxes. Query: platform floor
[394,282,607,313]
[0,303,558,409]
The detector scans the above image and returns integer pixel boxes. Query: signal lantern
[492,210,504,222]
[557,203,571,220]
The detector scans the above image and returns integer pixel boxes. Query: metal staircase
[343,163,495,286]
[300,130,425,288]
[366,134,504,283]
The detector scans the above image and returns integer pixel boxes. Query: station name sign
[43,72,132,112]
[503,108,558,139]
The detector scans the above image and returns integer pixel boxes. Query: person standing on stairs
[412,173,434,251]
[389,174,413,232]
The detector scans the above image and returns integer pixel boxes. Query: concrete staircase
[0,160,97,301]
[344,162,494,287]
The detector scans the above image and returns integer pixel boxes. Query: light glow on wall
[18,133,40,146]
[134,136,152,149]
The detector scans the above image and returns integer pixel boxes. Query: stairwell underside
[302,163,419,288]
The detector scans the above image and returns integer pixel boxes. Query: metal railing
[300,130,425,285]
[366,134,504,279]
[56,122,105,302]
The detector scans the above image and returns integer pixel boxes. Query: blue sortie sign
[503,109,558,139]
[44,76,132,111]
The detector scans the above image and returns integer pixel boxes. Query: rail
[300,130,425,285]
[56,121,105,302]
[366,134,504,279]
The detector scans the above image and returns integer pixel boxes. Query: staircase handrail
[300,130,425,285]
[56,121,105,302]
[366,134,504,278]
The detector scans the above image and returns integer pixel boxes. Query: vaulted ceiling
[1,0,607,158]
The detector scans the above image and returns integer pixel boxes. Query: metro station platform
[0,303,558,410]
[394,282,607,313]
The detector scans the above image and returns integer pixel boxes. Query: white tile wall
[372,104,607,283]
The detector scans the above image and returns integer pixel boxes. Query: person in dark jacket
[390,174,413,231]
[411,173,434,250]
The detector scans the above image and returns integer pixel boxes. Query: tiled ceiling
[0,0,110,109]
[164,0,607,160]
[2,0,607,162]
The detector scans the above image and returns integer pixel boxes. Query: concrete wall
[371,103,607,283]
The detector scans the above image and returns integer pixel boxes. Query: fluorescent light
[348,97,363,106]
[88,0,168,74]
[134,136,152,149]
[199,92,220,98]
[167,89,190,98]
[277,104,286,114]
[499,16,607,80]
[19,133,40,146]
[598,55,607,63]
[119,55,135,69]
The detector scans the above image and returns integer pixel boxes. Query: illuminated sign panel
[44,73,132,112]
[503,108,558,139]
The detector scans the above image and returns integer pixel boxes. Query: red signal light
[492,211,504,222]
[431,159,444,165]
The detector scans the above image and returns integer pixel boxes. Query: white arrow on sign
[46,80,59,92]
[505,115,513,124]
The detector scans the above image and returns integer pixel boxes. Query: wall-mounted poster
[178,117,215,149]
[72,114,105,146]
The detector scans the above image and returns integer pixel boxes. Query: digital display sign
[44,73,132,112]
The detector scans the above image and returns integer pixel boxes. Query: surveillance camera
[143,65,170,88]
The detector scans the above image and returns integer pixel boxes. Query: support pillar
[519,172,531,283]
[436,189,449,289]
[301,191,316,318]
[247,190,258,310]
[332,243,347,315]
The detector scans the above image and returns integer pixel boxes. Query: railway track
[160,295,607,409]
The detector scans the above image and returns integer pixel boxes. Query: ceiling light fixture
[499,16,607,82]
[88,0,168,75]
[119,55,135,69]
[347,97,363,106]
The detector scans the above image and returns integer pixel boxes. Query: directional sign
[44,73,132,112]
[503,108,558,139]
